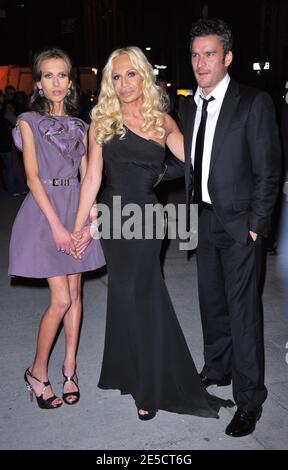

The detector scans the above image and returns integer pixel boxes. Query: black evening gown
[98,127,234,417]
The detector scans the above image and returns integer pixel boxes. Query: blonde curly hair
[91,46,169,145]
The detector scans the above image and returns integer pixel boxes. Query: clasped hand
[70,225,93,259]
[52,224,75,255]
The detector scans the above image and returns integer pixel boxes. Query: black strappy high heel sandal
[24,368,62,409]
[62,366,80,405]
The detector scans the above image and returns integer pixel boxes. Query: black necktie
[193,96,215,204]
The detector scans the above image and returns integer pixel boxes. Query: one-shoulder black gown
[98,128,233,417]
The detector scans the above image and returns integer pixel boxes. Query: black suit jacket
[281,99,288,180]
[164,79,282,244]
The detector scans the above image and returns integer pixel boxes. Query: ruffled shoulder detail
[12,112,35,151]
[37,116,88,166]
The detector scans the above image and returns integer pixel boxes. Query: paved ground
[0,190,287,451]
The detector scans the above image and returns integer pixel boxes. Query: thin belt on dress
[41,177,79,187]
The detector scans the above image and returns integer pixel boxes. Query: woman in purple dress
[9,48,105,409]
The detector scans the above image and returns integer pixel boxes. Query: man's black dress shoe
[138,409,157,421]
[199,372,231,388]
[225,407,262,437]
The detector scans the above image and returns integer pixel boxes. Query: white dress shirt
[191,74,230,203]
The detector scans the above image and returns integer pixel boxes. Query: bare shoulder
[89,122,102,145]
[164,113,177,131]
[163,113,184,161]
[89,122,96,137]
[18,119,34,145]
[18,119,32,132]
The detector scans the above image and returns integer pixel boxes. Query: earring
[66,88,72,97]
[38,89,44,97]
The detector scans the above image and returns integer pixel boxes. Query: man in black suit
[166,18,281,437]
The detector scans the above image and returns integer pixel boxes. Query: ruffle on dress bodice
[13,113,88,167]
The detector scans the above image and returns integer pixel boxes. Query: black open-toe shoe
[24,368,62,409]
[137,409,157,421]
[62,366,80,405]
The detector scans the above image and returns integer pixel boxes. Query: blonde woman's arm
[73,124,103,237]
[164,113,185,162]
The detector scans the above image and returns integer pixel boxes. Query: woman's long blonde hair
[91,46,169,145]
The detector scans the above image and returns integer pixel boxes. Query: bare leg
[62,273,82,402]
[27,275,71,405]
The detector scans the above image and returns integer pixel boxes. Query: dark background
[0,0,287,98]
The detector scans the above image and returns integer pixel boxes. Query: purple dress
[8,111,105,278]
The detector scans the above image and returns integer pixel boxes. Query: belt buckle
[52,178,69,186]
